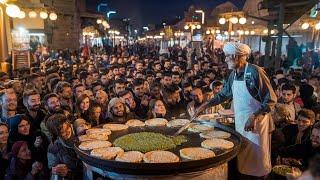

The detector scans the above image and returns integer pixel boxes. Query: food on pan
[103,123,129,131]
[78,134,109,142]
[86,128,111,136]
[167,119,190,128]
[145,118,168,127]
[78,140,112,150]
[197,114,220,121]
[188,124,214,133]
[201,138,234,150]
[272,165,301,176]
[200,130,231,139]
[125,119,145,127]
[113,132,184,153]
[180,147,215,160]
[143,150,180,163]
[90,147,124,160]
[172,135,188,146]
[115,151,144,163]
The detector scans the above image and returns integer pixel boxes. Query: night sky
[86,0,246,28]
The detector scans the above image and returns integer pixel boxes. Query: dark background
[86,0,246,28]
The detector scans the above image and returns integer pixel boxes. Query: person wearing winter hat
[5,141,44,180]
[106,97,136,123]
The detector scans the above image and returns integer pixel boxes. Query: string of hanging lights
[1,0,58,20]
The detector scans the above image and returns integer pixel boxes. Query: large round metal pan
[74,121,242,175]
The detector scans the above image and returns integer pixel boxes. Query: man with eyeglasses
[194,42,277,179]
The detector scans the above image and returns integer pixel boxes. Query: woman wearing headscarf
[5,141,45,180]
[194,42,277,179]
[7,114,48,168]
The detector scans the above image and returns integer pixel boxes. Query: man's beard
[6,104,17,111]
[29,105,40,111]
[49,106,62,114]
[112,111,124,117]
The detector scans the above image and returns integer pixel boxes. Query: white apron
[232,64,272,177]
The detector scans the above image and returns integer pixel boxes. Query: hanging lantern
[206,30,210,35]
[224,31,229,35]
[102,20,109,27]
[229,17,239,24]
[230,31,235,36]
[211,29,215,34]
[29,11,37,18]
[244,30,250,35]
[301,22,309,30]
[18,11,26,19]
[49,12,57,20]
[6,4,21,18]
[263,29,268,34]
[239,17,247,25]
[191,24,196,30]
[97,19,102,24]
[40,11,48,19]
[196,24,201,29]
[250,30,255,35]
[184,25,189,30]
[215,29,220,34]
[219,17,226,25]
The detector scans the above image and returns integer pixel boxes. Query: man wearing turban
[194,42,277,179]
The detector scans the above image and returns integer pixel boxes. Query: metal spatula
[173,106,196,136]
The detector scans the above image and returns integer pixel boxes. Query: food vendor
[194,42,277,179]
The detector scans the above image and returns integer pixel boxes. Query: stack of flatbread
[78,140,112,151]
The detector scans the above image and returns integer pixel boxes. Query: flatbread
[197,114,219,121]
[167,119,190,128]
[90,147,124,160]
[143,150,179,163]
[125,119,145,127]
[78,140,112,150]
[188,124,214,133]
[200,130,231,139]
[201,139,234,150]
[180,147,215,160]
[78,135,95,142]
[86,128,111,136]
[115,151,144,163]
[103,124,129,131]
[145,118,168,127]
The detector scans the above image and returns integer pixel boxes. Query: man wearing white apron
[194,42,277,179]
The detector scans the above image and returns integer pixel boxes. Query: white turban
[223,42,251,55]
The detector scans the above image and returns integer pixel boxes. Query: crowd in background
[0,42,319,179]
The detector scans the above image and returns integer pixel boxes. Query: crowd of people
[0,42,319,179]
